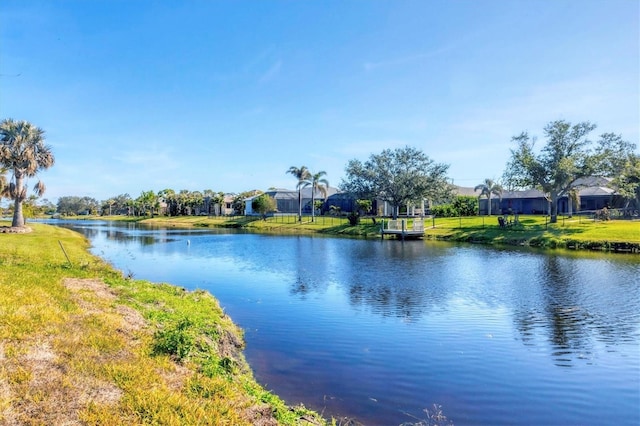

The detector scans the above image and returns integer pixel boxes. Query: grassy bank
[122,214,640,252]
[0,222,327,425]
[136,214,381,238]
[422,215,640,251]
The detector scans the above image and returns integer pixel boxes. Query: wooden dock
[381,218,425,240]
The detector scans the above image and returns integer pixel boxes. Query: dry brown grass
[2,277,261,425]
[0,278,140,425]
[0,277,281,425]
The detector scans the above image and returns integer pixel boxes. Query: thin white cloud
[363,43,458,71]
[244,46,278,73]
[242,47,283,83]
[259,60,282,83]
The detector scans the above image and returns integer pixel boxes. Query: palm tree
[474,178,503,216]
[287,165,311,222]
[212,192,226,216]
[303,170,329,222]
[137,190,158,217]
[566,187,581,218]
[0,119,55,227]
[0,167,8,203]
[158,189,176,216]
[105,198,116,216]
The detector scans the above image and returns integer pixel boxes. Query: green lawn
[0,222,327,425]
[424,215,640,249]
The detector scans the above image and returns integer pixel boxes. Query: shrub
[432,196,478,217]
[152,317,196,361]
[431,204,457,217]
[452,196,478,216]
[347,211,360,225]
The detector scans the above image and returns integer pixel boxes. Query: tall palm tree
[0,167,8,203]
[566,187,581,218]
[474,178,503,216]
[105,198,116,216]
[303,170,329,222]
[0,119,55,227]
[137,190,158,217]
[158,189,176,216]
[287,165,311,222]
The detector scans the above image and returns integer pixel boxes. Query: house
[477,177,622,215]
[326,185,474,217]
[245,187,339,216]
[192,193,236,216]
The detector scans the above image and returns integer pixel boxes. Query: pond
[52,220,640,425]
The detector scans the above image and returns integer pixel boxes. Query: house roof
[500,185,617,200]
[245,186,340,201]
[453,186,480,197]
[573,176,613,187]
[578,186,615,196]
[502,188,547,199]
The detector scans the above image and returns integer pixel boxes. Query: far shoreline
[35,214,640,254]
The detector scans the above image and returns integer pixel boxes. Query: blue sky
[1,0,638,203]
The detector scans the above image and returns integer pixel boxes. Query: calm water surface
[54,220,640,425]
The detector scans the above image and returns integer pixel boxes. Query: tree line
[2,117,638,226]
[54,190,256,218]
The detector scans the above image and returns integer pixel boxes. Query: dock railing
[381,218,425,239]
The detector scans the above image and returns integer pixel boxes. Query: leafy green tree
[124,197,138,216]
[57,196,80,216]
[251,193,276,219]
[0,118,55,227]
[0,167,8,205]
[158,189,176,216]
[56,196,99,216]
[102,198,116,216]
[594,133,640,210]
[452,196,478,216]
[212,192,226,216]
[313,200,324,215]
[613,153,640,209]
[474,179,503,216]
[341,146,452,219]
[303,170,329,222]
[137,190,157,217]
[287,165,311,222]
[83,197,100,215]
[111,193,132,215]
[504,120,636,223]
[232,190,261,215]
[190,191,204,215]
[356,199,372,215]
[37,198,56,215]
[177,190,191,215]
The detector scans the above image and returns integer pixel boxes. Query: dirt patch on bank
[0,278,290,425]
[0,226,32,234]
[0,279,149,424]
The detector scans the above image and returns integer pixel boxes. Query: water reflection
[45,220,640,426]
[508,255,640,367]
[52,219,212,246]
